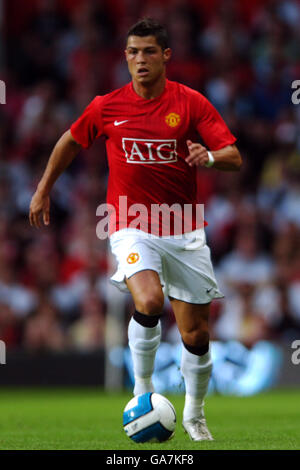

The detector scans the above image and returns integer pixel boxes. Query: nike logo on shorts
[114,120,129,126]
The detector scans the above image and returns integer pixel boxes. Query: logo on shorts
[165,112,181,127]
[127,252,140,264]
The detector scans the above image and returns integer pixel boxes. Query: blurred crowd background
[0,0,300,353]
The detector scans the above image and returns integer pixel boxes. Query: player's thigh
[126,270,164,315]
[169,297,210,345]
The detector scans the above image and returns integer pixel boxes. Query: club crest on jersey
[165,112,181,127]
[127,253,140,264]
[122,138,178,164]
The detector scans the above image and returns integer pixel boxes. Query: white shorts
[109,228,223,304]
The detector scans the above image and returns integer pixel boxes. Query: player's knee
[135,293,164,315]
[181,328,209,349]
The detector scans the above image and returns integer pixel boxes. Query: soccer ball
[123,392,176,443]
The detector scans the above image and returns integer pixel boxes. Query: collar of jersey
[129,79,169,103]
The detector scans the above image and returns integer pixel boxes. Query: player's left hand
[185,140,210,167]
[29,190,50,229]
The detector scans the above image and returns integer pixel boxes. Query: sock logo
[127,252,140,264]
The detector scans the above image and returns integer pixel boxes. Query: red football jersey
[70,79,236,236]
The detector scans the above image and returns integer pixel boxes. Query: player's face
[125,36,171,85]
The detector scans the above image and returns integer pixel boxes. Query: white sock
[180,344,213,421]
[128,317,161,396]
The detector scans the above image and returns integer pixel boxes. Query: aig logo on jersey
[122,138,178,164]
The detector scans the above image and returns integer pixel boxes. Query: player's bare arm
[186,140,242,171]
[29,130,81,228]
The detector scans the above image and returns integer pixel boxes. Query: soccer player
[29,18,242,441]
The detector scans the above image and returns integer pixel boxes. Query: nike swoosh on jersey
[114,120,129,126]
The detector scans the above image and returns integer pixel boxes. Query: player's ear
[163,48,172,64]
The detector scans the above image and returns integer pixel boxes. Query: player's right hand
[29,190,50,228]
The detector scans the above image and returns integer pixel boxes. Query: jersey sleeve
[192,92,236,150]
[70,96,104,149]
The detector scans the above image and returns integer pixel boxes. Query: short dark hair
[126,18,169,50]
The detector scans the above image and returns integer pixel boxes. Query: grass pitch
[0,388,299,450]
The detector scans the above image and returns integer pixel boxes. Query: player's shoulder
[102,83,132,104]
[90,83,132,108]
[167,79,206,102]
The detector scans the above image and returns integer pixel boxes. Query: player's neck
[132,75,166,100]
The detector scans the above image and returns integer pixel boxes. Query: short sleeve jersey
[70,79,236,236]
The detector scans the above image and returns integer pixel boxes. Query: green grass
[0,388,299,450]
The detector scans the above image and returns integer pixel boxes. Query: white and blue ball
[123,392,176,443]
